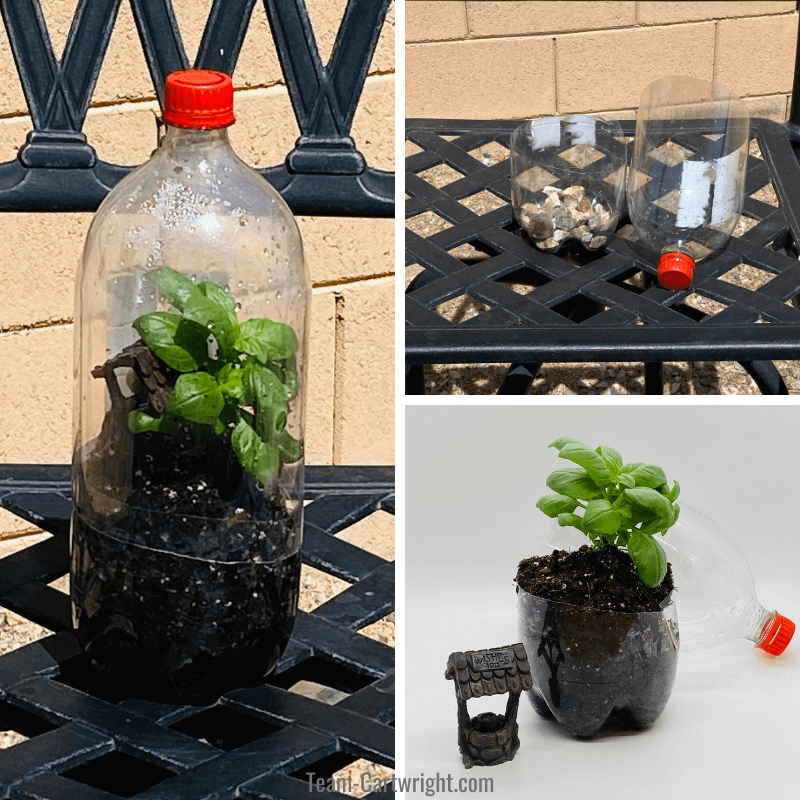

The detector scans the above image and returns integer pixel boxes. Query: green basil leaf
[630,464,668,488]
[546,468,605,501]
[623,487,673,521]
[618,472,635,489]
[128,410,180,434]
[671,502,680,527]
[557,512,584,530]
[620,462,644,474]
[234,318,298,363]
[275,430,303,463]
[245,362,289,441]
[232,418,279,484]
[549,437,583,451]
[639,517,668,535]
[583,499,621,535]
[596,445,623,475]
[181,295,236,354]
[157,267,202,312]
[167,372,224,425]
[216,363,244,400]
[536,494,580,518]
[282,364,298,400]
[627,530,668,587]
[133,312,209,371]
[552,440,611,486]
[198,280,236,312]
[664,480,681,503]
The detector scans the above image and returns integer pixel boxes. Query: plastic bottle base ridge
[658,252,695,290]
[757,612,796,656]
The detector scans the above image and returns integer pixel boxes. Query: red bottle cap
[163,70,235,129]
[657,252,695,290]
[757,612,795,656]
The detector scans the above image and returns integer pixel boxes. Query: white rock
[553,205,574,230]
[538,237,560,251]
[562,184,584,198]
[542,193,561,214]
[587,236,607,249]
[542,185,561,196]
[526,212,554,239]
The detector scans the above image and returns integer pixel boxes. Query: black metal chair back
[0,0,393,215]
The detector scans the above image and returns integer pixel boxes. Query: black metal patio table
[0,464,394,800]
[405,116,800,394]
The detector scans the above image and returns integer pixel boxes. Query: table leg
[644,363,663,394]
[498,363,542,394]
[738,361,788,395]
[406,364,426,395]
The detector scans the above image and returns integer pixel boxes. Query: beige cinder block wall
[406,1,798,122]
[0,0,395,535]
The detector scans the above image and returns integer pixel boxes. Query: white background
[405,403,800,799]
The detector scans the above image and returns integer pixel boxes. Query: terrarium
[71,70,310,702]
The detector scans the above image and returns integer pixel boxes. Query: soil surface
[515,545,674,613]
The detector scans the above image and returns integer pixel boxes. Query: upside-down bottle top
[658,252,695,290]
[163,69,235,129]
[757,612,796,656]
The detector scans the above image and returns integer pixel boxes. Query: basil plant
[536,437,680,587]
[129,267,301,485]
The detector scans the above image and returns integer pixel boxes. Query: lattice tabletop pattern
[0,465,394,800]
[405,117,800,394]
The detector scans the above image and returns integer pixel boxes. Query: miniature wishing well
[444,643,532,768]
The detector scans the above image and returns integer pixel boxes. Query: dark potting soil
[515,545,674,613]
[72,355,303,702]
[516,548,680,737]
[71,516,300,703]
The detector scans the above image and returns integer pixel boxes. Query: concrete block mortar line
[1,273,392,334]
[412,9,800,46]
[552,92,790,119]
[332,291,346,465]
[553,36,559,111]
[313,271,395,290]
[0,318,73,335]
[713,19,720,82]
[634,7,799,28]
[0,71,394,126]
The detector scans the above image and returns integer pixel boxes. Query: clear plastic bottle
[72,70,310,702]
[543,503,794,655]
[627,76,750,290]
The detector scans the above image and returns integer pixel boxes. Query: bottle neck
[160,125,232,160]
[749,608,777,647]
